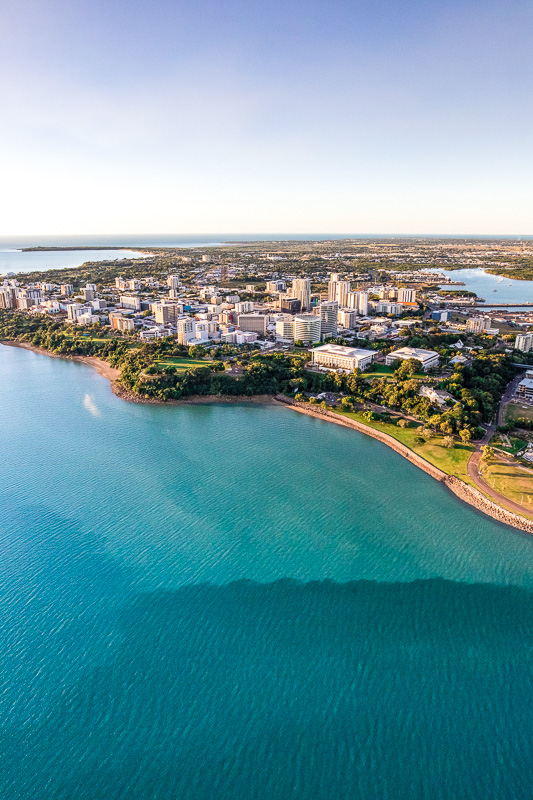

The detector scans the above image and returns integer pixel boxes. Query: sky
[0,0,532,236]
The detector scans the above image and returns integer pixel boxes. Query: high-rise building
[515,333,533,352]
[120,295,141,311]
[328,275,350,307]
[291,278,311,311]
[466,316,490,333]
[155,302,182,324]
[398,287,417,303]
[357,291,369,316]
[237,314,267,335]
[167,274,180,290]
[0,287,16,309]
[293,313,321,345]
[280,297,301,314]
[60,284,73,296]
[338,309,358,329]
[275,317,295,341]
[319,301,338,339]
[176,317,196,344]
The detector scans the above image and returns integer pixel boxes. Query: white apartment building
[275,317,295,341]
[338,309,358,329]
[347,291,368,315]
[293,313,321,344]
[60,284,73,296]
[176,317,196,345]
[515,332,533,353]
[115,277,126,290]
[466,316,491,333]
[236,301,254,313]
[328,275,351,307]
[311,344,375,372]
[377,302,402,316]
[385,347,439,371]
[127,279,142,291]
[319,301,338,339]
[67,303,92,321]
[120,295,141,311]
[398,288,417,303]
[291,278,311,311]
[167,275,180,290]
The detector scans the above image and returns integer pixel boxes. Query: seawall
[274,396,533,534]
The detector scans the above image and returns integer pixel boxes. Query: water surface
[2,344,533,799]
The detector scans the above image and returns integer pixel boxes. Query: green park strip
[155,356,211,372]
[333,407,475,481]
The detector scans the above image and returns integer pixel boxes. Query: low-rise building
[385,347,439,371]
[311,343,375,372]
[517,378,533,399]
[419,386,454,407]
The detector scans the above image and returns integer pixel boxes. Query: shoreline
[3,340,533,534]
[274,397,533,535]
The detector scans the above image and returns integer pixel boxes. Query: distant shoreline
[20,246,154,253]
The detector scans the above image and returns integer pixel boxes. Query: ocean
[2,344,533,798]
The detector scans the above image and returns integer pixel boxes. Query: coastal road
[465,377,533,518]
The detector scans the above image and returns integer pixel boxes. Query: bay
[429,266,533,305]
[2,344,533,799]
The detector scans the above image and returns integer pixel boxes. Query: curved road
[467,376,533,518]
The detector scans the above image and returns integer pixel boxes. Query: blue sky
[1,0,531,234]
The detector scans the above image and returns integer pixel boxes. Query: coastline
[3,340,533,534]
[274,396,533,535]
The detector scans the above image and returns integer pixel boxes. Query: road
[466,376,533,517]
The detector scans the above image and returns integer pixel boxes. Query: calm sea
[2,344,533,798]
[429,267,533,305]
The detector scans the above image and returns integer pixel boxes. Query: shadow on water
[3,575,533,800]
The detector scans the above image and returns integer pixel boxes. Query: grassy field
[504,401,533,426]
[481,457,533,514]
[490,432,527,455]
[334,408,474,480]
[155,356,210,372]
[361,364,428,381]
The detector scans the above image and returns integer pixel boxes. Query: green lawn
[505,401,533,426]
[490,432,527,455]
[155,356,210,372]
[482,457,533,514]
[360,364,394,379]
[361,364,428,381]
[334,408,474,480]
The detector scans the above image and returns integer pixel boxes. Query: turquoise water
[2,344,533,798]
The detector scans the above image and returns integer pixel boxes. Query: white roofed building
[385,347,439,371]
[311,344,376,372]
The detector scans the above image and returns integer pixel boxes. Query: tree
[443,435,455,448]
[397,418,409,428]
[459,428,472,444]
[481,445,495,461]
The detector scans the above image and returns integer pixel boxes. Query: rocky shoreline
[274,396,533,534]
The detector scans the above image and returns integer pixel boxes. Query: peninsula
[2,236,533,531]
